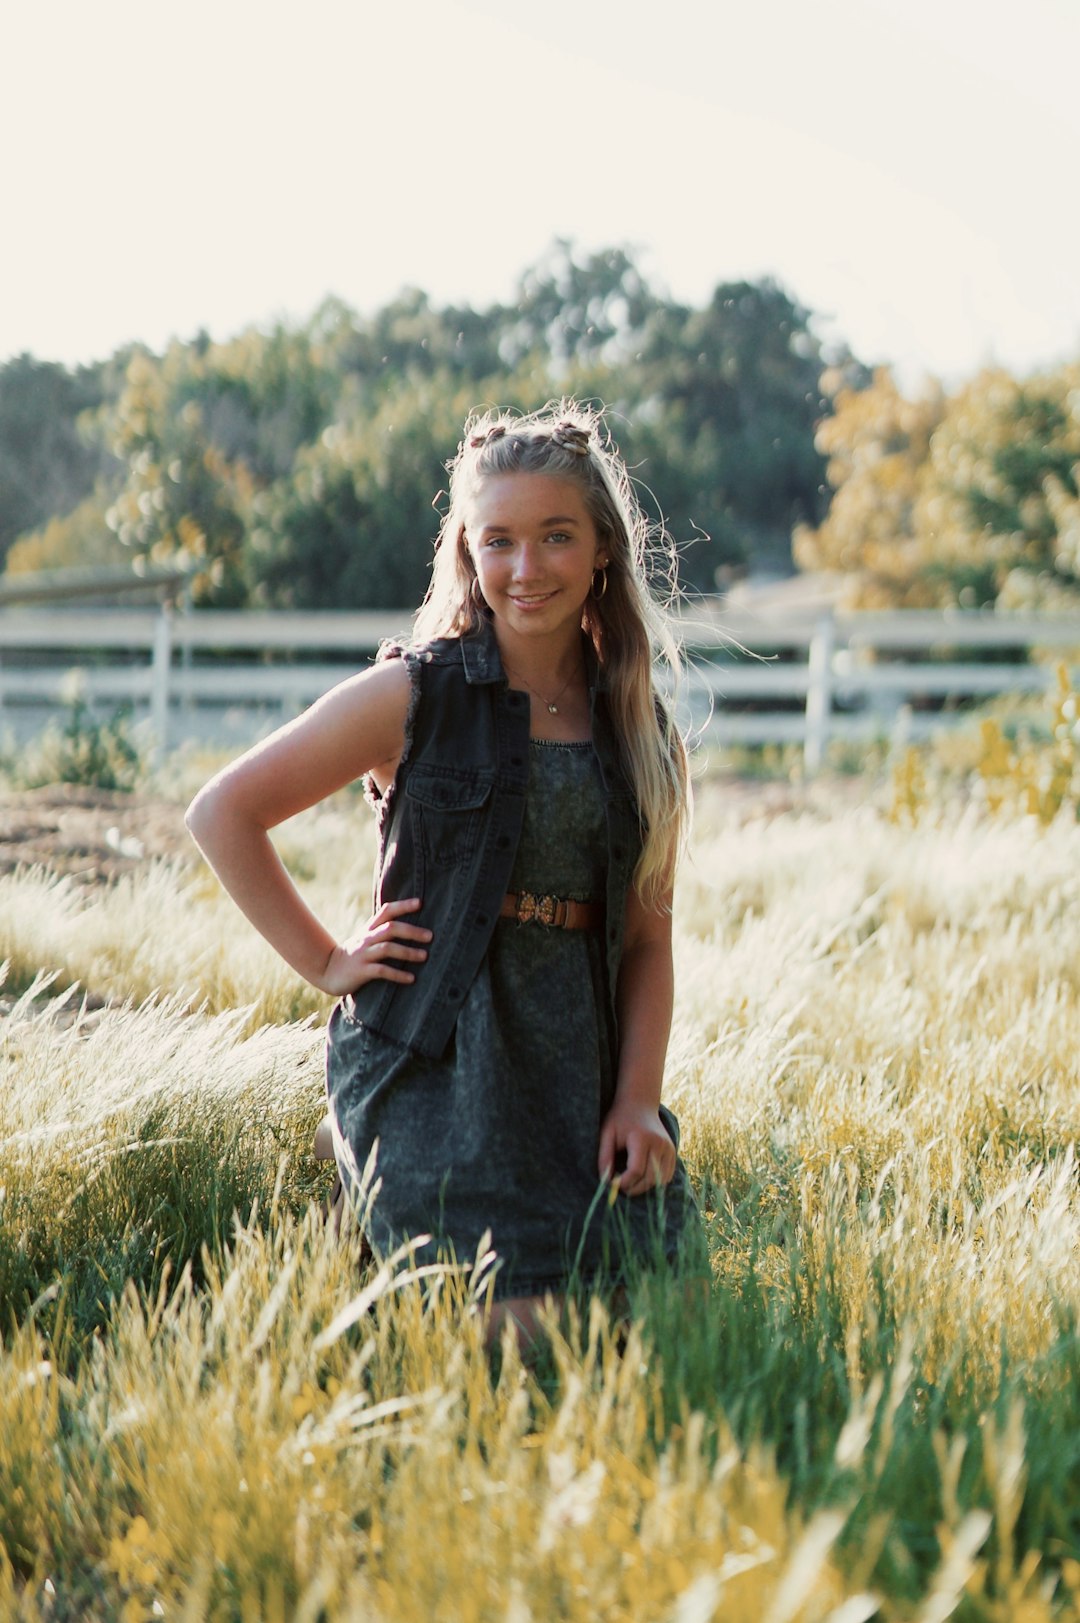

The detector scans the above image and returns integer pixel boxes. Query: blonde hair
[411,401,691,906]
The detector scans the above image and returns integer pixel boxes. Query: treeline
[8,241,1074,615]
[0,242,857,606]
[795,361,1080,610]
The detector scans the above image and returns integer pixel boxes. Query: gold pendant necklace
[504,661,579,715]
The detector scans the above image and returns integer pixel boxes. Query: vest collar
[458,618,609,694]
[458,620,503,685]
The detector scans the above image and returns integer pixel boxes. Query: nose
[511,543,541,583]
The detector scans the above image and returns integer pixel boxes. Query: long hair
[409,402,692,905]
[411,402,691,906]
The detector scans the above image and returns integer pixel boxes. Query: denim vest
[347,624,643,1060]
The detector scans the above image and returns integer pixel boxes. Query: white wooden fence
[1,603,1078,769]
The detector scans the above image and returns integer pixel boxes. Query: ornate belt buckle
[515,891,560,925]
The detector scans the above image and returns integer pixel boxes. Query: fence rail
[1,605,1078,767]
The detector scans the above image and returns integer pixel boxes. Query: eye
[545,530,572,544]
[483,535,510,548]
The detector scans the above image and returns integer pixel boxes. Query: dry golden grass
[2,784,1080,1618]
[0,800,376,1028]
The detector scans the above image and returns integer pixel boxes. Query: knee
[313,1114,334,1160]
[482,1292,563,1353]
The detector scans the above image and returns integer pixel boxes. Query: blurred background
[1,0,1079,771]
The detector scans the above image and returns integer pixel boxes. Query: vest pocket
[406,769,493,868]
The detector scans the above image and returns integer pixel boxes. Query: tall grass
[0,799,376,1027]
[2,786,1079,1618]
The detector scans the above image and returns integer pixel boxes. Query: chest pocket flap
[406,768,493,867]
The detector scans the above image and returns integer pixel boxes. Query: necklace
[504,660,581,715]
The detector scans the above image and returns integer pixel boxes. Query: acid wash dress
[326,737,702,1303]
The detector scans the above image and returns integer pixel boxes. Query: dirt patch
[0,774,881,888]
[0,784,193,884]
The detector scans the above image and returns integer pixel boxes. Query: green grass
[2,787,1080,1618]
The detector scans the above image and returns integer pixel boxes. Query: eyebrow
[478,515,580,535]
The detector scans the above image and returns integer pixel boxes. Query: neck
[494,625,585,690]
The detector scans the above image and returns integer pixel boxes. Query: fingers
[367,963,421,985]
[334,898,435,990]
[373,897,426,925]
[369,899,432,944]
[614,1133,675,1198]
[365,900,432,955]
[355,936,428,987]
[359,934,427,982]
[598,1108,678,1199]
[366,936,429,962]
[616,1133,648,1197]
[368,922,431,948]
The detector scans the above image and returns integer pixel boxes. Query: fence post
[150,603,173,759]
[890,702,913,759]
[804,613,835,774]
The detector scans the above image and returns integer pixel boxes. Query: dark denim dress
[326,738,700,1302]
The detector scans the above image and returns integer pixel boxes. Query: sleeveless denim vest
[346,624,643,1060]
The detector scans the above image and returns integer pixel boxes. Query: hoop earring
[591,566,609,601]
[469,576,487,614]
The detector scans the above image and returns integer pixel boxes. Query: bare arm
[185,659,430,995]
[596,885,679,1197]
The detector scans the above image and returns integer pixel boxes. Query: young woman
[186,404,702,1345]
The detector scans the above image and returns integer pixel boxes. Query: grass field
[2,776,1079,1620]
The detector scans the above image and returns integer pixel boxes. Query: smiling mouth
[509,591,557,606]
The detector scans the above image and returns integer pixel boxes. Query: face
[463,472,608,647]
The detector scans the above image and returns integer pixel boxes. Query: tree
[2,244,857,609]
[102,347,247,604]
[633,280,838,588]
[920,365,1080,609]
[4,490,128,575]
[249,374,473,609]
[331,288,505,386]
[793,361,1080,611]
[500,239,658,367]
[793,368,947,607]
[0,355,119,564]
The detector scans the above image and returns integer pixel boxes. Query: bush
[2,692,146,791]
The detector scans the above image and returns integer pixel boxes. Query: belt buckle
[516,891,559,925]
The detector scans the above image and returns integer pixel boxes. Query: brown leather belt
[500,891,603,930]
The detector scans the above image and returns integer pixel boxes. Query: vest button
[474,913,489,927]
[510,755,523,767]
[496,834,511,849]
[447,985,462,999]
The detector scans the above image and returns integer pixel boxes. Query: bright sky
[4,0,1079,389]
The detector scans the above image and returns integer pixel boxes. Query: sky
[4,0,1079,390]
